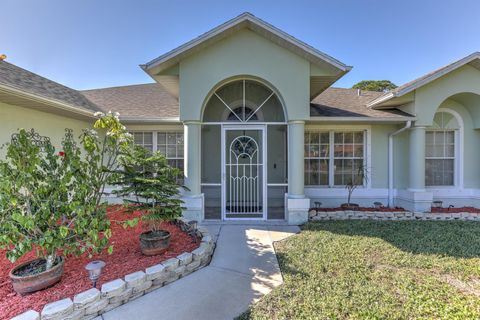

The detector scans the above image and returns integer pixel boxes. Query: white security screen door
[222,127,265,220]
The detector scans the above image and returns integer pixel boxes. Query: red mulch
[310,206,406,212]
[430,206,480,213]
[0,206,199,320]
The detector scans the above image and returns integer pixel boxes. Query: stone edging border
[12,219,215,320]
[310,210,480,221]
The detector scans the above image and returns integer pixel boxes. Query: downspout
[388,121,412,207]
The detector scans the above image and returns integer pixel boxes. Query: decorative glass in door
[225,130,263,219]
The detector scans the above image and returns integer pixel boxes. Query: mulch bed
[430,206,480,213]
[0,206,199,320]
[310,206,406,212]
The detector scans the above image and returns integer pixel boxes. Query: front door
[222,127,266,220]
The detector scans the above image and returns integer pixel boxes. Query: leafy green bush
[110,145,186,232]
[0,112,131,270]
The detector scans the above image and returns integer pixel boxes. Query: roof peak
[142,12,351,73]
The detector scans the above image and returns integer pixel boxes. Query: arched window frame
[425,108,464,189]
[202,78,285,124]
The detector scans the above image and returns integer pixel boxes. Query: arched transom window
[202,79,285,122]
[425,111,460,186]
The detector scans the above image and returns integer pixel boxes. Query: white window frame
[425,108,463,189]
[131,130,185,180]
[304,125,371,189]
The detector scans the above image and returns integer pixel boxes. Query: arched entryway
[200,78,287,220]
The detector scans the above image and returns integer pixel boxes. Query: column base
[286,195,310,225]
[395,189,433,212]
[181,194,204,221]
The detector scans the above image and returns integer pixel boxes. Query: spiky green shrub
[110,145,186,231]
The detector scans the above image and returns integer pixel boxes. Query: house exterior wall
[0,101,92,157]
[178,29,311,122]
[394,65,480,210]
[410,65,480,127]
[304,123,399,208]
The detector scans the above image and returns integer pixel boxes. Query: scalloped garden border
[310,210,480,221]
[12,219,215,320]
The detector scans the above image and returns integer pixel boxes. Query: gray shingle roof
[310,88,413,118]
[0,61,412,120]
[81,83,179,119]
[0,60,101,112]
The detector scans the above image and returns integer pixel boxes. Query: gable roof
[142,12,351,75]
[82,83,179,122]
[368,52,480,108]
[0,60,100,115]
[311,88,414,121]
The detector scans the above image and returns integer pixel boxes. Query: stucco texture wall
[413,64,480,127]
[0,102,93,157]
[178,29,311,122]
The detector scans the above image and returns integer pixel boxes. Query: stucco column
[181,121,204,221]
[288,120,305,197]
[286,120,309,225]
[184,121,201,195]
[408,126,426,191]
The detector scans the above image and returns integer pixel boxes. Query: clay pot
[9,257,64,295]
[140,230,171,256]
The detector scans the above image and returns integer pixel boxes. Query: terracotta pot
[140,230,171,256]
[9,257,64,295]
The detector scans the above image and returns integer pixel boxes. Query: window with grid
[425,112,458,187]
[158,132,184,184]
[133,132,153,151]
[425,131,455,186]
[333,132,364,186]
[132,131,184,183]
[304,131,365,186]
[304,132,329,185]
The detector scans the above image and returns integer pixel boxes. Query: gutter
[0,84,96,119]
[388,120,412,207]
[308,116,416,123]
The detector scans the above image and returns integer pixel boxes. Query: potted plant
[0,112,131,294]
[111,145,186,256]
[341,164,368,210]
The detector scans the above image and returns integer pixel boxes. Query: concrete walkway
[102,224,300,320]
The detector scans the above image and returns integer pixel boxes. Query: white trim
[368,52,480,107]
[308,116,415,122]
[304,125,372,189]
[142,12,351,72]
[121,117,181,123]
[0,84,96,119]
[424,108,464,189]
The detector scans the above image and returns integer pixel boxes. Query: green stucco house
[1,13,479,224]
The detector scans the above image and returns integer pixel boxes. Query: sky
[1,0,480,90]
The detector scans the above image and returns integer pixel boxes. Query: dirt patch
[310,206,406,212]
[430,207,480,213]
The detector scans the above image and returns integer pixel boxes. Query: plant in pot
[0,112,132,295]
[110,145,186,256]
[341,164,369,211]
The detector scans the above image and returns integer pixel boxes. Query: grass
[239,221,480,319]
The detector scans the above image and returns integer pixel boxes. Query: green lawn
[239,221,480,319]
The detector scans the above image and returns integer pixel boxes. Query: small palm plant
[110,145,186,255]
